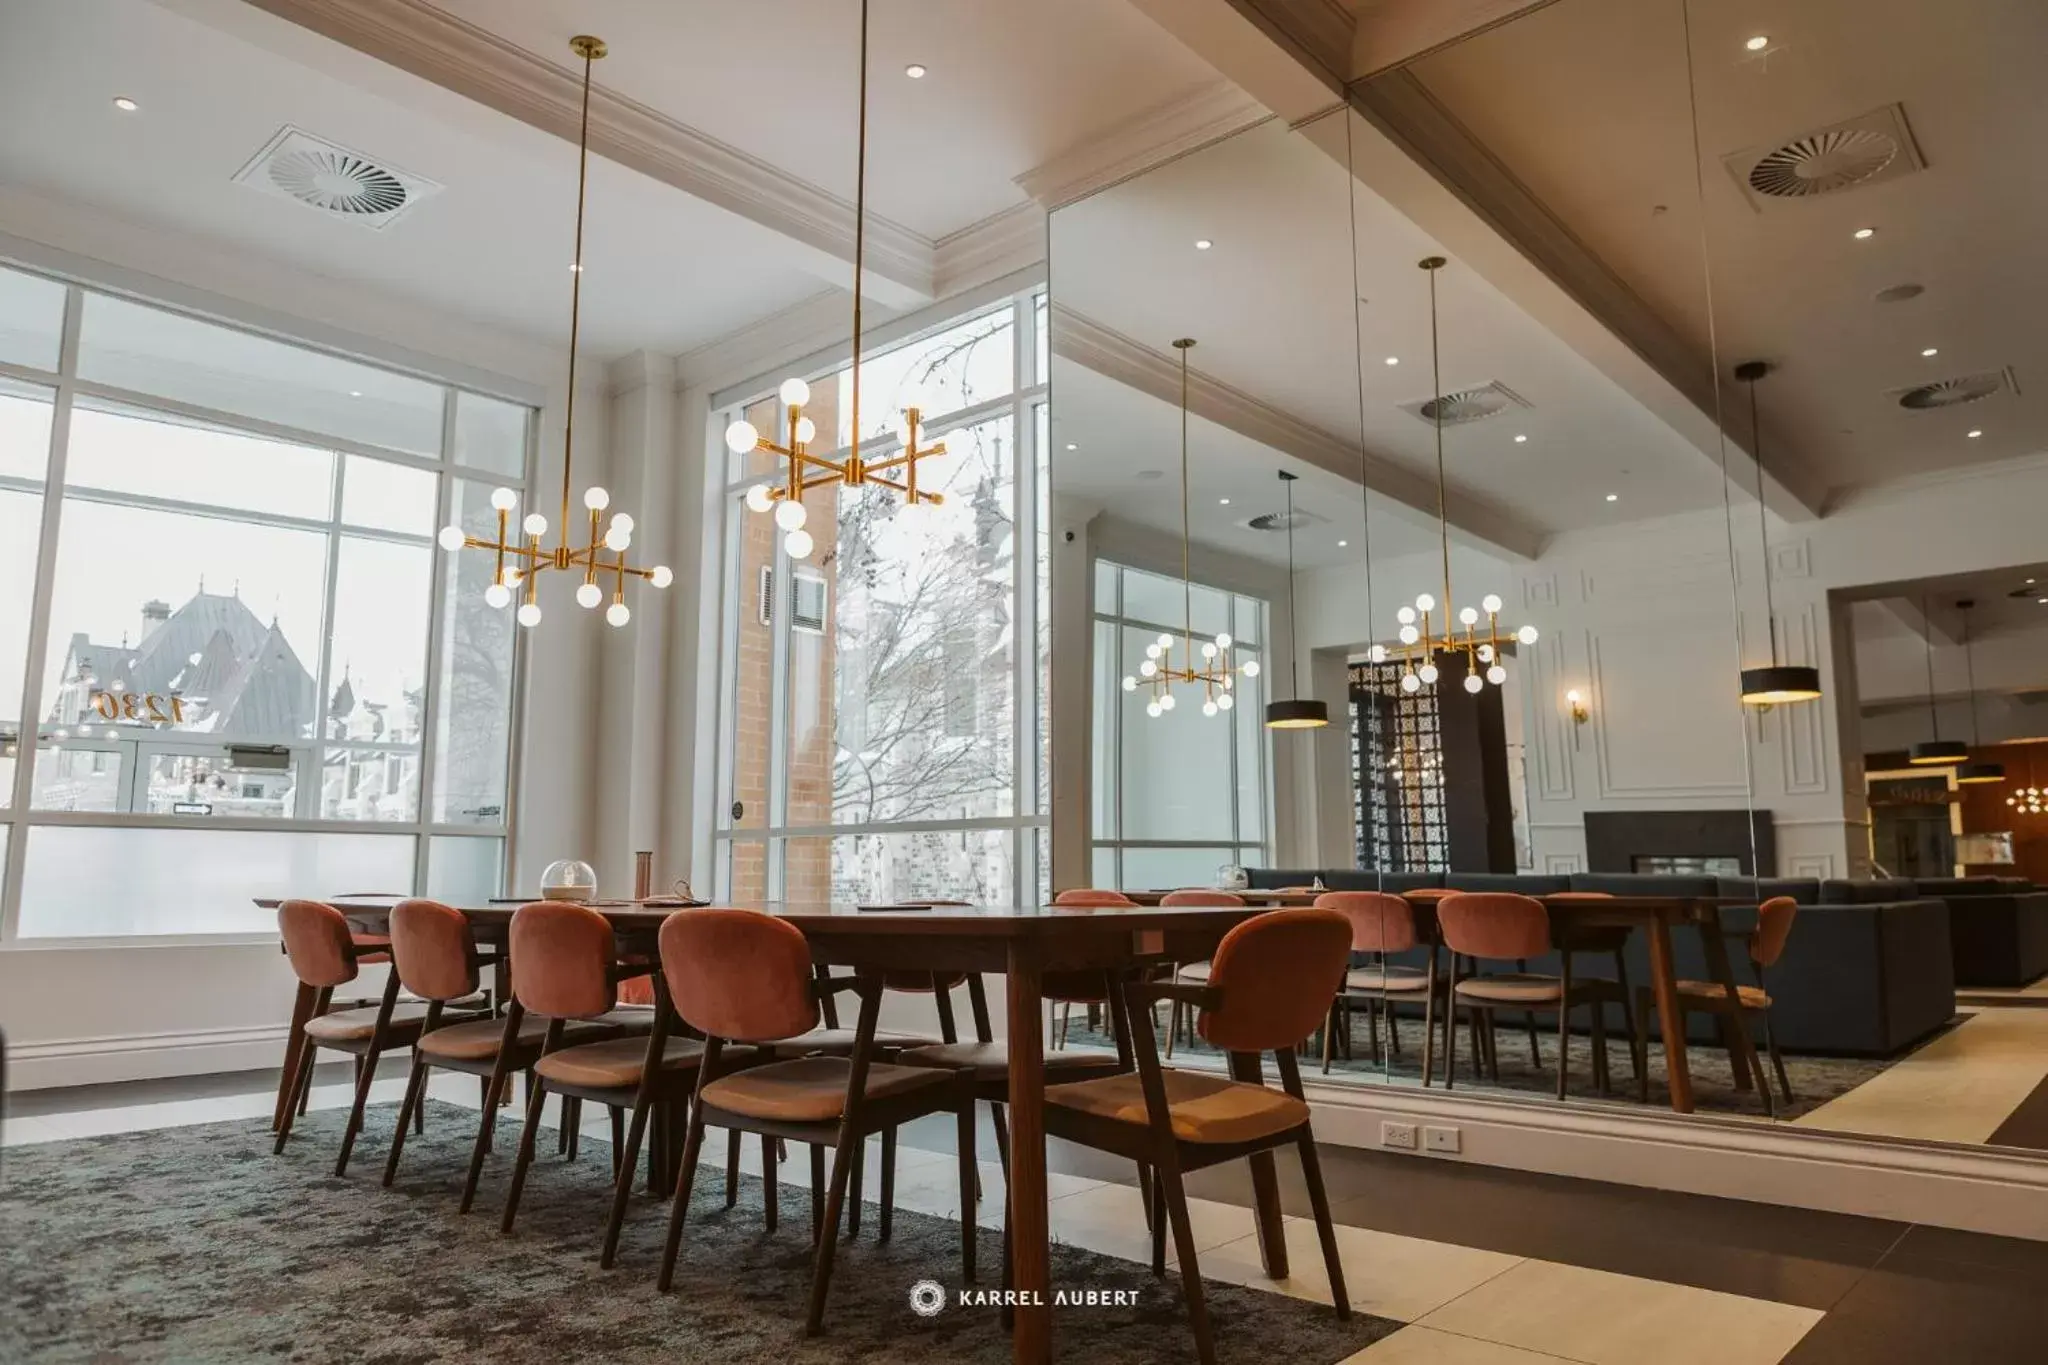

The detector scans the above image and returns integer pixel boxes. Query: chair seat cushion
[1673,979,1771,1009]
[303,1002,434,1043]
[895,1040,1121,1080]
[701,1056,951,1123]
[533,1036,705,1089]
[1044,1070,1309,1145]
[1344,966,1431,994]
[1452,973,1564,1005]
[766,1027,939,1058]
[416,1014,625,1061]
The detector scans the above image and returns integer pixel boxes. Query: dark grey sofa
[1910,878,2048,988]
[1244,868,1956,1057]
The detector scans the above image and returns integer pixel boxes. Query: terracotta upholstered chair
[1632,896,1799,1114]
[656,908,978,1336]
[1435,893,1630,1099]
[272,899,470,1175]
[1158,890,1246,1058]
[1043,908,1355,1365]
[496,901,709,1269]
[379,899,648,1208]
[1315,891,1438,1076]
[1047,889,1140,1049]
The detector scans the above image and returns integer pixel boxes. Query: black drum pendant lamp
[1955,599,2006,785]
[1909,593,1968,766]
[1733,362,1823,707]
[1265,470,1330,730]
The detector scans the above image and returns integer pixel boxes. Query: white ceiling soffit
[1013,82,1272,212]
[1054,305,1545,561]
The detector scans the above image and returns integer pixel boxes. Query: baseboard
[7,1024,290,1091]
[1301,1080,2048,1243]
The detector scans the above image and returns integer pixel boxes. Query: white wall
[0,196,600,1088]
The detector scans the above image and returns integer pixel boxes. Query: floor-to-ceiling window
[711,287,1048,904]
[1090,559,1271,889]
[0,262,529,938]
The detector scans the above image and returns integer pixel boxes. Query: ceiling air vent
[1892,368,2017,411]
[1245,509,1326,533]
[1722,104,1923,211]
[1399,381,1530,428]
[232,126,441,230]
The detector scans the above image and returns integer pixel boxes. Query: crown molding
[1055,305,1545,560]
[237,0,936,309]
[1821,446,2048,515]
[933,203,1047,298]
[1348,0,1560,79]
[1014,81,1273,211]
[673,290,849,395]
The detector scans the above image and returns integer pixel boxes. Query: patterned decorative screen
[1350,661,1447,871]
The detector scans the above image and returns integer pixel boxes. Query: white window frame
[1090,559,1273,885]
[0,257,536,946]
[707,283,1050,905]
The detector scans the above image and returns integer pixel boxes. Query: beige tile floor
[1791,1006,2048,1145]
[5,1077,1827,1365]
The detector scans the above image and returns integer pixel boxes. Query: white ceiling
[1847,562,2048,642]
[1051,359,1441,569]
[1050,116,1731,543]
[422,0,1225,241]
[0,0,833,357]
[1410,0,2048,497]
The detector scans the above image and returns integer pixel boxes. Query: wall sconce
[1565,689,1589,749]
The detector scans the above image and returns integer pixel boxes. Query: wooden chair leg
[880,1127,898,1242]
[804,1122,861,1335]
[954,1099,976,1279]
[382,1052,433,1187]
[1555,1006,1571,1100]
[334,1041,386,1178]
[1591,997,1610,1096]
[1764,1009,1795,1105]
[726,1127,742,1208]
[1614,950,1643,1084]
[846,1138,865,1238]
[498,1075,551,1234]
[1156,1155,1217,1365]
[1149,1168,1168,1275]
[273,1033,321,1153]
[1386,1003,1403,1059]
[273,982,317,1131]
[600,1095,657,1269]
[810,1143,827,1242]
[1632,987,1655,1104]
[760,1133,779,1232]
[656,1093,710,1293]
[1296,1129,1351,1319]
[1484,1009,1501,1082]
[1320,1001,1337,1073]
[1165,998,1180,1059]
[459,1060,512,1214]
[989,1102,1011,1184]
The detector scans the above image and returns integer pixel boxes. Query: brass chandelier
[436,36,670,628]
[1391,257,1537,697]
[2007,746,2045,814]
[722,0,944,561]
[1121,339,1260,718]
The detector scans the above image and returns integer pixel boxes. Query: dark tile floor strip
[1985,1068,2048,1151]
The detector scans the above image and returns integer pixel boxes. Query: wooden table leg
[1226,1051,1290,1277]
[272,981,315,1132]
[1646,918,1693,1114]
[1005,942,1050,1365]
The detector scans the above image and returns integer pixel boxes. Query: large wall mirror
[1050,0,2048,1151]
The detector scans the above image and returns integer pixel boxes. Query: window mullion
[413,389,459,895]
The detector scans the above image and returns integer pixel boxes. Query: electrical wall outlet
[1380,1121,1418,1151]
[1423,1125,1462,1154]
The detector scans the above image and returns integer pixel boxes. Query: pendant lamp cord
[1285,474,1302,697]
[1426,262,1450,618]
[1342,107,1377,675]
[1963,605,1983,747]
[559,42,596,541]
[1750,379,1779,667]
[849,0,870,470]
[1180,342,1193,656]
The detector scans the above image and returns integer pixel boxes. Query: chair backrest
[508,901,617,1020]
[661,907,820,1043]
[1314,891,1417,953]
[1751,895,1798,969]
[1198,908,1351,1052]
[389,898,478,1003]
[1053,889,1137,907]
[1159,889,1245,907]
[277,899,358,988]
[1436,893,1552,961]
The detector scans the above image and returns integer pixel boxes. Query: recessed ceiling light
[1853,227,1876,240]
[1968,429,1983,438]
[1337,540,1349,548]
[1513,434,1528,444]
[1921,346,1938,357]
[1218,498,1231,506]
[1745,34,1770,51]
[348,390,363,398]
[1064,442,1077,451]
[112,96,139,113]
[1194,239,1213,251]
[1384,356,1399,366]
[904,63,927,79]
[1605,493,1619,502]
[2039,597,2048,605]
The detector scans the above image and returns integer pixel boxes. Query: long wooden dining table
[267,895,1272,1365]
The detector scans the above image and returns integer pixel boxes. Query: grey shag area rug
[0,1103,1398,1364]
